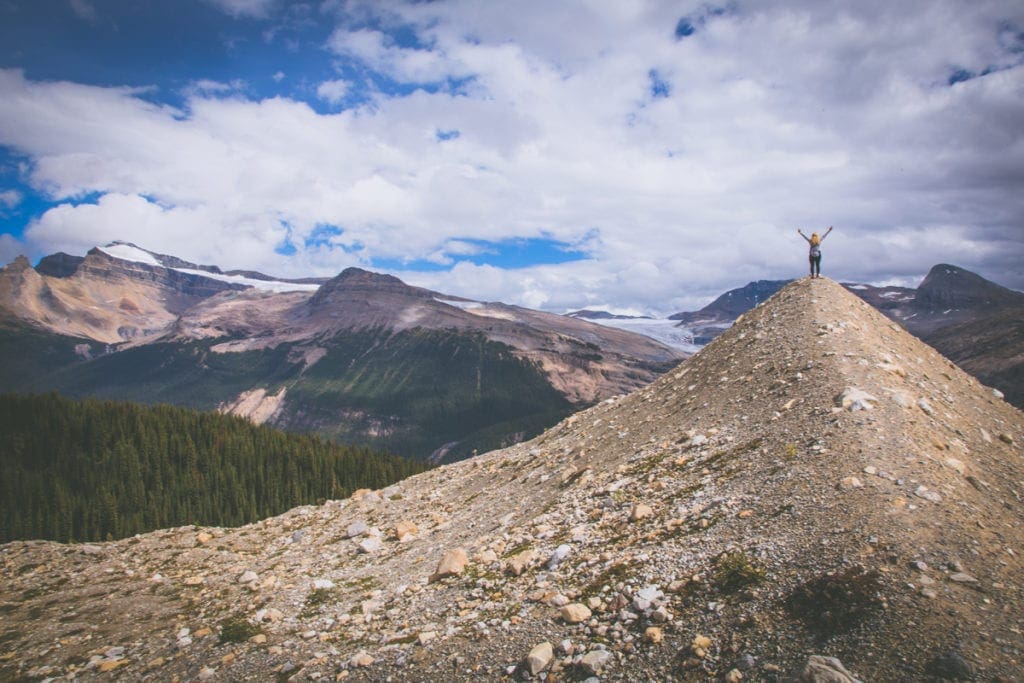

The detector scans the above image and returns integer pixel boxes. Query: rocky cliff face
[3,277,1021,681]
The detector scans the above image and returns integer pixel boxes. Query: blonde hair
[810,232,821,246]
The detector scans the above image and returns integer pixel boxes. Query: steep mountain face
[0,246,684,461]
[3,278,1021,681]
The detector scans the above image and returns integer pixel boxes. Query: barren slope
[2,277,1022,681]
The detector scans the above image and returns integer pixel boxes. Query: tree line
[0,392,430,543]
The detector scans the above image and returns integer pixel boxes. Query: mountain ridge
[2,277,1020,681]
[0,244,684,460]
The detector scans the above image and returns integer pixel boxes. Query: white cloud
[2,0,1023,313]
[0,189,22,209]
[316,78,349,105]
[273,70,286,82]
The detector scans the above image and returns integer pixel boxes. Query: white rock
[238,570,258,584]
[547,544,572,569]
[835,387,878,411]
[357,537,383,554]
[917,398,935,416]
[346,521,369,538]
[313,579,335,590]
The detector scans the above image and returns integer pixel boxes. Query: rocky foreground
[2,277,1022,681]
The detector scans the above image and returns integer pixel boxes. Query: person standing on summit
[797,226,832,278]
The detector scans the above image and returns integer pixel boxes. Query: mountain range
[2,277,1020,681]
[0,243,683,462]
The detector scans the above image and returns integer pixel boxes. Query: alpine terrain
[0,243,683,461]
[2,277,1021,681]
[666,265,1024,409]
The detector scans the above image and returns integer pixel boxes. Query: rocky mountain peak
[915,263,1024,310]
[307,267,441,308]
[3,276,1021,681]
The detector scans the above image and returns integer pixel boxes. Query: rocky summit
[2,277,1022,681]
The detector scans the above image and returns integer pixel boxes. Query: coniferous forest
[0,392,431,543]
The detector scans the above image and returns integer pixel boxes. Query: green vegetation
[278,327,574,460]
[713,551,766,593]
[4,325,576,461]
[218,616,260,644]
[0,392,430,543]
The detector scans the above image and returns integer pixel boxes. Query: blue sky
[1,0,1023,313]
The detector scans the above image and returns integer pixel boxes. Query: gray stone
[800,655,862,683]
[526,642,553,675]
[580,649,613,675]
[357,537,383,554]
[733,653,756,671]
[346,520,369,538]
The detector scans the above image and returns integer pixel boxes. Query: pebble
[506,549,536,576]
[238,570,258,584]
[644,626,663,643]
[629,504,654,521]
[395,520,418,541]
[838,476,863,490]
[350,652,374,667]
[346,520,369,538]
[430,548,468,581]
[691,634,712,658]
[358,537,383,554]
[580,649,612,675]
[547,544,572,569]
[917,398,935,416]
[800,655,862,682]
[836,387,877,411]
[949,572,978,583]
[560,603,592,623]
[526,642,553,675]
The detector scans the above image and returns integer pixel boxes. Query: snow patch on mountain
[98,243,162,267]
[98,243,319,293]
[174,268,320,293]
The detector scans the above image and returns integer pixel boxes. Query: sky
[0,0,1022,314]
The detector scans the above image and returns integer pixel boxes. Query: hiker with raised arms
[797,226,832,279]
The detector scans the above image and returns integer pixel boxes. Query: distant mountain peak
[308,267,438,308]
[916,263,1024,310]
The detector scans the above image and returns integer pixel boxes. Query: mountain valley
[2,277,1021,681]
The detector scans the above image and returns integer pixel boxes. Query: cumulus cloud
[68,0,98,24]
[1,0,1023,313]
[316,78,349,105]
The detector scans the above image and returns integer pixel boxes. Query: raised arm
[797,229,811,244]
[821,226,833,241]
